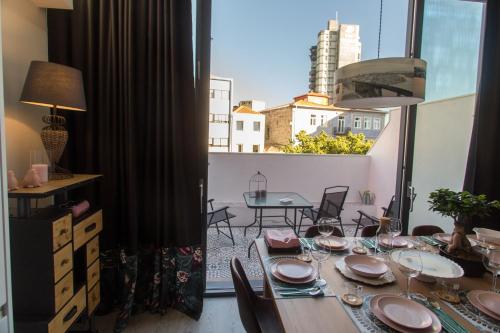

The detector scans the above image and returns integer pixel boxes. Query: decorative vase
[22,168,42,188]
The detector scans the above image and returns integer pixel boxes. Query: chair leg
[338,217,345,236]
[215,222,220,234]
[226,220,235,246]
[298,210,305,235]
[354,216,362,237]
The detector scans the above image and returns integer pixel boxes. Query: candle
[31,164,48,183]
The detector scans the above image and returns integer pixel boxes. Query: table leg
[284,207,288,223]
[247,240,255,258]
[293,208,299,236]
[17,198,31,218]
[244,209,258,236]
[256,208,264,238]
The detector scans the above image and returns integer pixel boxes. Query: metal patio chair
[298,186,349,236]
[207,198,235,246]
[352,195,399,237]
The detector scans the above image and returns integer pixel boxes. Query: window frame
[363,116,372,130]
[253,121,261,132]
[310,114,317,126]
[353,116,362,129]
[373,118,381,130]
[236,121,244,131]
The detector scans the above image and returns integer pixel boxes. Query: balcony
[209,113,229,123]
[206,108,402,288]
[208,137,229,147]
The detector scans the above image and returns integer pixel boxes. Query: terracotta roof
[293,92,329,100]
[232,105,261,115]
[292,100,335,109]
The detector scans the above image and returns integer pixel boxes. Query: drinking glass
[297,240,311,262]
[388,218,402,247]
[318,217,335,237]
[396,249,423,299]
[311,236,331,286]
[482,248,500,292]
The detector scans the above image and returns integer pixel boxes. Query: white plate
[390,250,464,279]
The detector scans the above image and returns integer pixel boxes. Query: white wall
[292,107,342,138]
[231,113,265,153]
[408,94,475,233]
[367,108,401,216]
[2,0,48,178]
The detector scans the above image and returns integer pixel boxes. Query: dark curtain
[464,0,500,231]
[47,0,204,331]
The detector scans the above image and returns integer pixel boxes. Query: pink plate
[371,294,441,333]
[378,296,432,329]
[433,233,452,244]
[275,258,314,280]
[316,236,348,251]
[467,290,500,321]
[270,262,316,285]
[344,255,388,278]
[478,291,500,317]
[381,237,408,248]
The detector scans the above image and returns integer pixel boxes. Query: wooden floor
[95,297,245,333]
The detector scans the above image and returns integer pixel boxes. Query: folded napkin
[264,230,300,249]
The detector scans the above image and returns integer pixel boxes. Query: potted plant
[428,188,500,277]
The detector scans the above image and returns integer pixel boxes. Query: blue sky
[211,0,409,107]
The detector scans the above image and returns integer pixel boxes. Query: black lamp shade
[20,61,86,111]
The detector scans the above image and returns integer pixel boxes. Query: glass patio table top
[243,192,313,209]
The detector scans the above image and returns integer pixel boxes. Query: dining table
[255,236,496,333]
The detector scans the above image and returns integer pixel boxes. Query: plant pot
[439,246,486,278]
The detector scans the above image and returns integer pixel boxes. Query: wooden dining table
[255,237,494,333]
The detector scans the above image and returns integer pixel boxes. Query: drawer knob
[59,228,68,236]
[91,272,97,278]
[60,259,69,266]
[63,305,78,322]
[84,223,97,233]
[90,248,97,254]
[61,287,68,294]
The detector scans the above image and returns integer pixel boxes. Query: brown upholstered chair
[230,257,284,333]
[360,225,378,238]
[412,225,445,236]
[304,225,344,238]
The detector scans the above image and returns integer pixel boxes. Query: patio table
[255,237,495,333]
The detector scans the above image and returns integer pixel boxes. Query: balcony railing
[208,137,229,147]
[333,126,352,135]
[209,113,229,123]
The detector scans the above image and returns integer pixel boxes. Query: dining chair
[304,225,344,238]
[411,225,445,236]
[360,225,378,237]
[298,186,349,236]
[230,257,284,333]
[352,195,399,236]
[207,198,235,246]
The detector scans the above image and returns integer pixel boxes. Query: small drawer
[54,271,74,313]
[74,210,103,251]
[52,214,72,252]
[86,236,99,266]
[87,259,100,290]
[53,243,73,283]
[48,287,86,333]
[87,283,100,316]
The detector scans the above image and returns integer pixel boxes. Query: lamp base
[49,165,73,180]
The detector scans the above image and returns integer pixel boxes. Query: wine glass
[482,248,500,292]
[318,217,335,237]
[388,218,402,247]
[395,249,423,299]
[311,236,331,286]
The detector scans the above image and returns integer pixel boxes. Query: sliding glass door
[404,0,485,233]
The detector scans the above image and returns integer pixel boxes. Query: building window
[354,116,362,129]
[310,114,317,126]
[364,117,372,130]
[252,145,259,153]
[221,90,229,100]
[320,115,326,126]
[236,121,244,131]
[266,127,270,139]
[338,116,345,132]
[209,89,215,98]
[237,144,243,152]
[253,121,261,132]
[373,118,381,130]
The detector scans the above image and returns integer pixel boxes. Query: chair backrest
[361,225,378,238]
[318,186,349,219]
[230,257,261,333]
[304,225,343,238]
[412,225,445,236]
[383,196,399,218]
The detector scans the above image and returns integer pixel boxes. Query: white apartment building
[231,105,265,153]
[309,20,361,101]
[209,76,233,152]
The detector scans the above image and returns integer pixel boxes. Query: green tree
[283,130,374,155]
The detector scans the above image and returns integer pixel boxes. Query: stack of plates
[380,237,408,248]
[467,290,500,321]
[344,255,388,279]
[315,236,349,251]
[371,294,442,333]
[432,233,452,244]
[270,258,317,284]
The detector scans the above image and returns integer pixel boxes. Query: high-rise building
[209,76,233,152]
[309,20,361,101]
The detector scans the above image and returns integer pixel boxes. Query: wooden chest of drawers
[8,174,103,333]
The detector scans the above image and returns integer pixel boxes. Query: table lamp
[19,61,86,179]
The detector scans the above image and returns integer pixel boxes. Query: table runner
[442,291,500,332]
[263,255,336,299]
